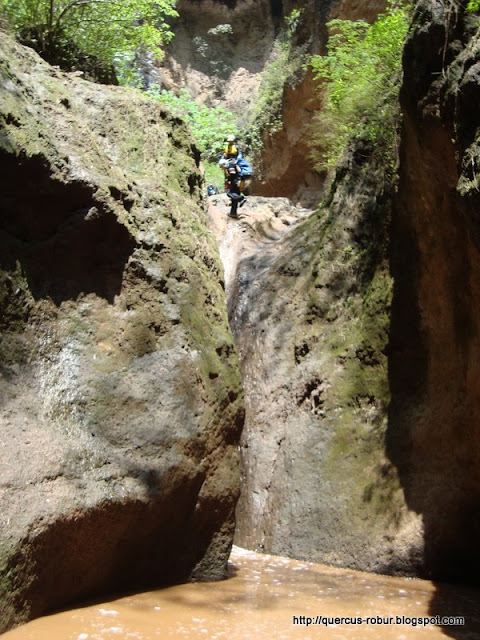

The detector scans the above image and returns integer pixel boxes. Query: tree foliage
[148,86,237,161]
[1,0,178,77]
[308,1,409,171]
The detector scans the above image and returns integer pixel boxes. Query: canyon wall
[157,0,277,115]
[231,0,480,582]
[252,0,389,203]
[388,0,480,582]
[0,34,244,632]
[231,142,420,574]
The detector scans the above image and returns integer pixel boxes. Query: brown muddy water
[3,547,480,640]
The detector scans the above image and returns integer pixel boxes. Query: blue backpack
[237,157,253,178]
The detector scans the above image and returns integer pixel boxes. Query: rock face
[388,0,480,582]
[224,150,422,575]
[0,35,244,632]
[157,0,277,114]
[249,69,323,205]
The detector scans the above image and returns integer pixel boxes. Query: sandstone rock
[0,34,244,632]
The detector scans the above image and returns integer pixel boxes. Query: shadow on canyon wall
[384,1,480,634]
[0,150,135,305]
[387,205,480,638]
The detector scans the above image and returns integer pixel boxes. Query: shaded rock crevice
[0,153,136,304]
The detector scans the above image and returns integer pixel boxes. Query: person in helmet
[223,134,241,160]
[221,157,247,217]
[207,183,219,196]
[218,136,251,215]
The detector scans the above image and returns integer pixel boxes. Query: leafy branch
[147,86,237,162]
[1,0,178,78]
[307,1,410,172]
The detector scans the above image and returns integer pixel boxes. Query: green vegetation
[148,86,236,186]
[245,9,307,159]
[308,1,409,171]
[149,88,236,161]
[0,0,178,79]
[203,161,224,188]
[467,1,480,10]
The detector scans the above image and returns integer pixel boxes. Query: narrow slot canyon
[1,0,480,637]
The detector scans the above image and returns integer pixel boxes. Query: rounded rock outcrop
[0,33,244,632]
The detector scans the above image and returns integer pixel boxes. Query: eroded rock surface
[0,35,244,632]
[388,0,480,582]
[157,0,278,115]
[207,182,420,575]
[206,194,306,299]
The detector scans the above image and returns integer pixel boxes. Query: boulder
[0,34,244,632]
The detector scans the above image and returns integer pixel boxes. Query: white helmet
[226,134,236,142]
[218,158,229,167]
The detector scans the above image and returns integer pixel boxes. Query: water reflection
[3,547,480,639]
